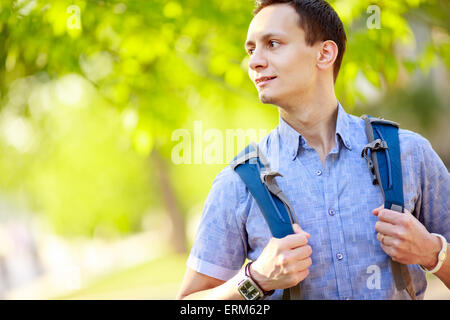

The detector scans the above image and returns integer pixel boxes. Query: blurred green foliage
[0,0,448,240]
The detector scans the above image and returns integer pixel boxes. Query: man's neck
[278,93,339,164]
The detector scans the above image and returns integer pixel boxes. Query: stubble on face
[259,91,274,104]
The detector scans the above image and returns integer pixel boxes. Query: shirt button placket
[322,163,352,299]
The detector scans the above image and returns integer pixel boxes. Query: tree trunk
[151,150,187,254]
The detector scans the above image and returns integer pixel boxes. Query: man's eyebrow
[245,32,286,48]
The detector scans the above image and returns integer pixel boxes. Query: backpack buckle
[260,170,283,185]
[361,139,388,155]
[361,139,388,185]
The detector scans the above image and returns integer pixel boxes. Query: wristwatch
[237,261,274,300]
[419,233,447,274]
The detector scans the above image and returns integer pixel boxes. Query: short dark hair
[254,0,347,82]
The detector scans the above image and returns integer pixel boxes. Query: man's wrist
[422,234,442,270]
[249,262,272,293]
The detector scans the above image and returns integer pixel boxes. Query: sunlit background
[0,0,448,299]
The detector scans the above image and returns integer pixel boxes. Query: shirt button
[328,208,335,216]
[315,170,322,176]
[336,253,343,260]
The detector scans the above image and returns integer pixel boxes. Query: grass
[56,253,188,300]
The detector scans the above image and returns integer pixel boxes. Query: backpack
[230,115,416,300]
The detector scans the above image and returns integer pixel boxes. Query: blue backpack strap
[361,115,416,300]
[361,116,404,212]
[230,142,301,300]
[230,142,297,238]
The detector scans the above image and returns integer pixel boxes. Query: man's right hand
[250,224,312,292]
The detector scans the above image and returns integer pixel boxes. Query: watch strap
[246,261,275,297]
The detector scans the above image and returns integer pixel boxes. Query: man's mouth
[255,76,277,86]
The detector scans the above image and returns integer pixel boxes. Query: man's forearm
[181,272,245,300]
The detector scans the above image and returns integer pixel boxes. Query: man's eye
[248,48,255,55]
[269,40,280,48]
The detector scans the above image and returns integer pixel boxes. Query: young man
[176,0,449,300]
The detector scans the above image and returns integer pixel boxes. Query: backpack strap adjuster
[260,170,282,185]
[361,139,388,185]
[361,139,388,156]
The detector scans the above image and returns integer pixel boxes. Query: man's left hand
[372,205,441,269]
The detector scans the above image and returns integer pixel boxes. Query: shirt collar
[277,101,352,161]
[335,101,352,151]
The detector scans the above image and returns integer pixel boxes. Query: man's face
[245,4,320,106]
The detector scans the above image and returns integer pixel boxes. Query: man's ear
[316,40,338,71]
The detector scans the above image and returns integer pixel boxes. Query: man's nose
[248,49,268,71]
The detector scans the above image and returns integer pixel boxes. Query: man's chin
[259,92,275,104]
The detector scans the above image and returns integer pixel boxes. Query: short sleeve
[186,166,248,281]
[409,133,450,240]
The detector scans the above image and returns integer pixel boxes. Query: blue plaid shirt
[187,103,449,299]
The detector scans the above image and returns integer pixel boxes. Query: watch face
[238,279,261,300]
